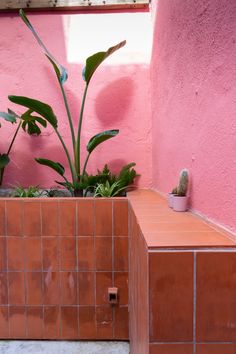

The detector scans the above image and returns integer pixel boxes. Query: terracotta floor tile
[42,237,59,271]
[6,201,22,236]
[23,202,41,236]
[24,237,42,270]
[59,201,76,236]
[140,221,214,233]
[149,252,194,342]
[95,200,112,236]
[60,237,76,270]
[0,238,7,271]
[79,307,96,339]
[78,272,95,306]
[114,200,129,236]
[60,271,77,305]
[77,237,95,271]
[0,201,5,236]
[43,306,60,339]
[26,272,42,305]
[9,306,26,338]
[8,272,25,305]
[114,307,129,339]
[27,306,43,339]
[96,306,113,339]
[149,343,193,354]
[41,201,58,236]
[114,272,128,305]
[0,272,8,305]
[43,271,60,305]
[145,231,235,248]
[95,237,112,271]
[7,237,24,270]
[0,306,9,338]
[61,306,78,339]
[96,272,112,305]
[196,344,236,354]
[196,252,236,341]
[114,237,129,271]
[77,200,94,236]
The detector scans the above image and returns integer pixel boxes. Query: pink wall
[0,11,152,188]
[151,0,236,232]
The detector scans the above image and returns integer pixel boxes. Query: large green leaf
[35,158,65,176]
[8,96,57,128]
[0,154,10,169]
[21,109,47,135]
[83,41,126,84]
[87,129,119,154]
[19,9,68,85]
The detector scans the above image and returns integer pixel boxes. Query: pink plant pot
[173,196,189,212]
[168,193,174,208]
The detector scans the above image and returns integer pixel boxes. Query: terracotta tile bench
[128,190,236,354]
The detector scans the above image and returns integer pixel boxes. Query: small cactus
[177,169,189,196]
[172,187,178,194]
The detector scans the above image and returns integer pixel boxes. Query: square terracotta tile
[8,272,25,305]
[60,271,77,305]
[59,201,76,236]
[196,252,236,341]
[78,272,95,306]
[0,238,7,271]
[27,306,43,339]
[60,237,76,270]
[43,306,60,339]
[114,201,129,236]
[78,237,95,271]
[42,237,59,271]
[114,272,128,305]
[114,306,129,339]
[96,306,113,339]
[23,202,41,236]
[6,201,22,236]
[149,344,193,354]
[41,201,58,236]
[61,306,78,339]
[79,307,96,339]
[0,201,5,236]
[43,271,60,305]
[26,272,42,305]
[77,200,94,236]
[9,306,26,338]
[0,306,9,338]
[24,237,42,271]
[96,272,112,305]
[114,237,129,271]
[7,237,24,270]
[95,200,112,236]
[149,252,194,342]
[196,344,236,354]
[95,237,112,271]
[0,272,8,305]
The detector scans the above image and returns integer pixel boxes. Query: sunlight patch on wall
[63,12,152,65]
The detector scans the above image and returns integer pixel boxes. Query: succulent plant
[177,169,189,196]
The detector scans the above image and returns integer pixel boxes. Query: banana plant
[0,109,46,186]
[9,9,126,196]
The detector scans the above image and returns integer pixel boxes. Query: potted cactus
[171,169,189,212]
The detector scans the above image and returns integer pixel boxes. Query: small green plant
[11,185,41,198]
[177,169,189,196]
[94,180,127,198]
[8,10,126,197]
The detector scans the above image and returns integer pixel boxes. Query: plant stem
[59,83,76,149]
[81,152,90,181]
[55,128,77,184]
[7,121,22,155]
[75,84,89,176]
[0,168,4,186]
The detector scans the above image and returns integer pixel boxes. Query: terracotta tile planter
[0,197,129,340]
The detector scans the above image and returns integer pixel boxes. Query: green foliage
[11,185,41,198]
[94,180,127,198]
[177,169,189,196]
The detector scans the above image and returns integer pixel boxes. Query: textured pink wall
[0,12,152,188]
[151,0,236,232]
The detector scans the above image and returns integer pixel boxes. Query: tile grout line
[193,251,197,354]
[5,201,10,338]
[75,200,79,338]
[112,200,115,339]
[40,201,45,339]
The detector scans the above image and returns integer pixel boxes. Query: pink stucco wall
[151,0,236,232]
[0,11,152,188]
